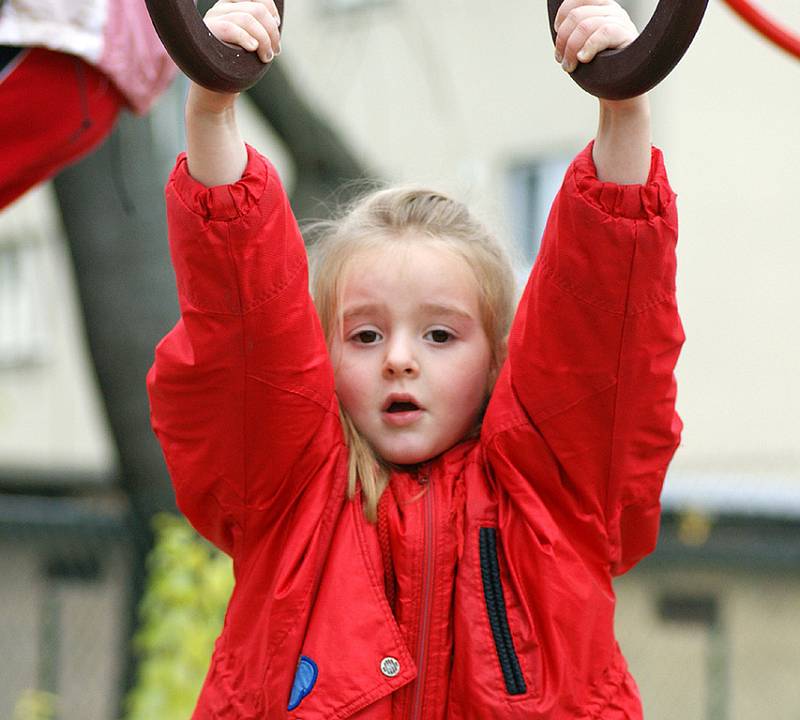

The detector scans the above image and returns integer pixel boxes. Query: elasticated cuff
[168,144,268,221]
[571,141,675,221]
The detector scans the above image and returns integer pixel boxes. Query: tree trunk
[53,109,178,714]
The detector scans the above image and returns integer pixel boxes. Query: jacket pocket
[278,498,417,719]
[478,526,527,696]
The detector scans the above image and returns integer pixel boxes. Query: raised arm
[483,2,683,576]
[147,2,342,555]
[485,144,683,574]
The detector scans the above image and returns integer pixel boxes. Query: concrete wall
[1,0,797,488]
[273,0,800,493]
[616,567,800,720]
[0,184,114,474]
[0,537,129,720]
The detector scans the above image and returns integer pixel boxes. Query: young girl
[147,0,684,717]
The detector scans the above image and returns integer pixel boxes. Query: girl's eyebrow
[418,302,474,321]
[342,301,475,321]
[342,302,385,320]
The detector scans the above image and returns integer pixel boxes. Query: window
[507,155,570,269]
[0,240,49,368]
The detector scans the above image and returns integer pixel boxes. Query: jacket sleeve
[146,146,340,555]
[483,142,684,576]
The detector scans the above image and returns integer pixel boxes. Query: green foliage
[124,513,233,720]
[13,690,57,720]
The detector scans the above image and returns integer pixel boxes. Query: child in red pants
[0,1,175,209]
[0,47,124,209]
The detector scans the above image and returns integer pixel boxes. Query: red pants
[0,47,125,210]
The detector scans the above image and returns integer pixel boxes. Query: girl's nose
[382,339,419,378]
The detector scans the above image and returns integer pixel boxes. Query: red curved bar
[721,0,800,60]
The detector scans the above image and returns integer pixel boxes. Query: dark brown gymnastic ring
[145,0,284,93]
[548,0,709,100]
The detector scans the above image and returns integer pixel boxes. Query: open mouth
[382,395,424,426]
[386,401,420,413]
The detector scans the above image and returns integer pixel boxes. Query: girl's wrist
[185,84,247,187]
[187,82,239,117]
[594,94,652,184]
[598,93,650,120]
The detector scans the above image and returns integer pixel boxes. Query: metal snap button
[380,656,400,677]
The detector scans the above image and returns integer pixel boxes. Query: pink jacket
[0,0,175,113]
[147,141,684,719]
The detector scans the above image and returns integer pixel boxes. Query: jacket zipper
[409,467,434,720]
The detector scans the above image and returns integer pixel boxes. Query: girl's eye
[426,329,453,344]
[353,330,382,344]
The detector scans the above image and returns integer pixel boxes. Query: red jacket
[147,142,683,720]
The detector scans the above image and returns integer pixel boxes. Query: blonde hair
[307,186,516,522]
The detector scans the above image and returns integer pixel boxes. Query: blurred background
[0,0,798,718]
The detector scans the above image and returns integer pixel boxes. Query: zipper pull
[415,465,431,485]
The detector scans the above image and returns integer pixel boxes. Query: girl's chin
[377,442,435,467]
[382,450,431,466]
[377,438,457,468]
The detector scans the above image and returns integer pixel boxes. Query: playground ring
[547,0,710,100]
[144,0,796,97]
[144,0,284,93]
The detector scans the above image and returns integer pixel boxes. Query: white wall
[2,1,796,487]
[0,184,114,473]
[657,0,800,488]
[616,567,800,720]
[277,0,800,497]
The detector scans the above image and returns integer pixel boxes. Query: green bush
[13,690,57,720]
[124,513,233,720]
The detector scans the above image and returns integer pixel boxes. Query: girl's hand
[204,0,282,66]
[187,0,282,115]
[554,1,650,183]
[553,0,637,74]
[185,0,282,185]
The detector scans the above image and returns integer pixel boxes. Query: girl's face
[330,238,493,466]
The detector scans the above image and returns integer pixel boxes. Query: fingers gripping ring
[548,0,710,100]
[145,0,285,93]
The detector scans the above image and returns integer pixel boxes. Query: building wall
[1,0,797,487]
[275,0,800,492]
[0,536,129,720]
[660,0,800,492]
[615,566,800,720]
[0,184,114,475]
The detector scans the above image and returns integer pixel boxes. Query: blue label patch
[288,655,318,711]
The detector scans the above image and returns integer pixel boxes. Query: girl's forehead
[340,239,481,309]
[345,237,465,275]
